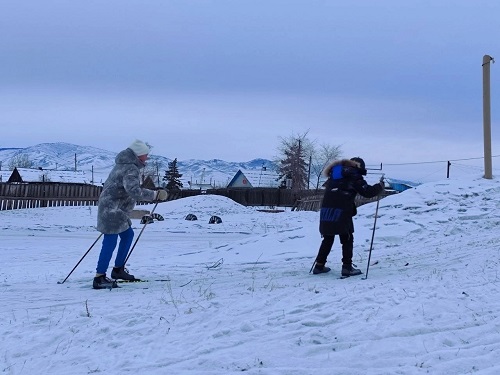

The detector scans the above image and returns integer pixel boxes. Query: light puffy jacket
[97,148,156,234]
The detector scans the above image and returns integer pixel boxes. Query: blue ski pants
[96,227,135,274]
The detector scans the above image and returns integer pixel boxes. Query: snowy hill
[1,175,500,373]
[0,143,276,188]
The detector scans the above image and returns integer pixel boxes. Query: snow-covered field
[2,176,500,374]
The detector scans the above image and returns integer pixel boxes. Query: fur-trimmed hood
[323,159,360,177]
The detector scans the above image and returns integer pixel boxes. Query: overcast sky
[1,0,499,168]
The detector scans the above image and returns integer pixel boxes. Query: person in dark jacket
[312,157,384,277]
[93,140,168,289]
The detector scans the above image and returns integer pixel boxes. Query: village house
[5,167,93,184]
[227,168,282,188]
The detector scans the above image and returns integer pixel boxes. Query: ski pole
[58,233,103,284]
[122,200,160,266]
[309,260,316,274]
[363,175,384,280]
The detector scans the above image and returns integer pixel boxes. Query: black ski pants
[315,233,354,267]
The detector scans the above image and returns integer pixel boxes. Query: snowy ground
[2,176,500,375]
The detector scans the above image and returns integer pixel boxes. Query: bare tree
[143,157,165,187]
[8,154,34,170]
[137,142,165,187]
[310,144,343,190]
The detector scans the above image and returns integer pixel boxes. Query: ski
[116,279,171,283]
[92,278,192,288]
[93,282,120,290]
[339,274,364,280]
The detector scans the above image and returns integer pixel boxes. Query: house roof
[227,169,281,188]
[385,178,420,192]
[6,167,93,184]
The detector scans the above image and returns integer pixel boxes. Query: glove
[155,189,168,201]
[379,175,385,190]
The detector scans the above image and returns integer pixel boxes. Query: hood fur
[323,159,360,177]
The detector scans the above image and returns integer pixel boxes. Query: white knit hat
[128,139,150,156]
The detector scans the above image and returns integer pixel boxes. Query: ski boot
[111,266,138,281]
[341,264,362,278]
[93,274,118,289]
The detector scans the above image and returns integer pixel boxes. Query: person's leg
[313,235,335,273]
[114,227,135,268]
[339,232,353,268]
[96,234,119,275]
[340,232,361,276]
[316,235,335,265]
[110,227,137,280]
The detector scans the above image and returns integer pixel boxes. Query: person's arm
[352,177,384,198]
[123,167,156,201]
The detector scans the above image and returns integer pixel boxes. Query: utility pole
[482,54,495,179]
[307,154,312,190]
[157,164,160,187]
[74,153,77,172]
[297,139,302,191]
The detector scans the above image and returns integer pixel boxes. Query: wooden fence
[203,188,319,208]
[0,183,397,211]
[0,183,318,211]
[0,182,102,210]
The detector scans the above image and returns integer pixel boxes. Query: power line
[382,154,500,166]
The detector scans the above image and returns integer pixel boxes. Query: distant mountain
[0,143,277,188]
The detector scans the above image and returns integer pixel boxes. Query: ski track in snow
[2,181,500,374]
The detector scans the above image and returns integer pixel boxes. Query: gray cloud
[1,0,499,165]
